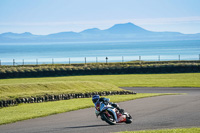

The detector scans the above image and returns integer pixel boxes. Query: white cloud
[1,16,200,26]
[131,16,200,25]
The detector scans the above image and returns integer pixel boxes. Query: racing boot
[117,107,124,114]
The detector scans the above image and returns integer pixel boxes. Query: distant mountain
[0,22,200,43]
[104,22,151,34]
[80,28,102,34]
[47,32,80,39]
[1,32,35,38]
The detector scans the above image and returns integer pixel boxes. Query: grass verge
[115,127,200,133]
[0,73,200,87]
[0,93,174,125]
[0,81,123,100]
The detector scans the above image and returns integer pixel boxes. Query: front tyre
[101,111,116,125]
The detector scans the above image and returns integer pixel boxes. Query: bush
[0,61,200,79]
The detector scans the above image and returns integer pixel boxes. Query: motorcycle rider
[92,95,124,115]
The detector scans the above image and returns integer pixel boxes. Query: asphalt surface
[1,87,200,133]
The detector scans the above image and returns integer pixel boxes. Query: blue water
[0,40,200,65]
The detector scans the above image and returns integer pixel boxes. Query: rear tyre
[125,113,132,124]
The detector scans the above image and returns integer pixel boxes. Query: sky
[0,0,200,35]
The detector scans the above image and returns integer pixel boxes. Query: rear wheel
[101,111,116,125]
[125,113,132,124]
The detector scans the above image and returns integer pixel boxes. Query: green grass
[0,81,123,100]
[1,73,200,87]
[0,93,173,125]
[115,127,200,133]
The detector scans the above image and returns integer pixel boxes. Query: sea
[0,40,200,65]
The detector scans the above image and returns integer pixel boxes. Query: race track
[1,87,200,133]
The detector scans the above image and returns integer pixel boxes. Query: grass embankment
[1,73,200,87]
[115,127,200,133]
[0,93,174,125]
[0,81,123,101]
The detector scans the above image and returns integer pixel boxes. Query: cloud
[1,16,200,27]
[131,16,200,25]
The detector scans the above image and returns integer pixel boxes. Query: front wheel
[101,111,116,125]
[125,113,132,124]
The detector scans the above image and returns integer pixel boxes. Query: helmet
[92,95,100,104]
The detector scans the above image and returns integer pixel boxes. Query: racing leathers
[94,97,124,117]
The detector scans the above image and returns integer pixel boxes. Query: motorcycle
[95,101,132,125]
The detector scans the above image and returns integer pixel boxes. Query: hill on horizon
[0,22,200,43]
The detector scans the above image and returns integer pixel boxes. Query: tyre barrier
[0,91,136,108]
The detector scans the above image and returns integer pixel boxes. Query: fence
[1,54,200,66]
